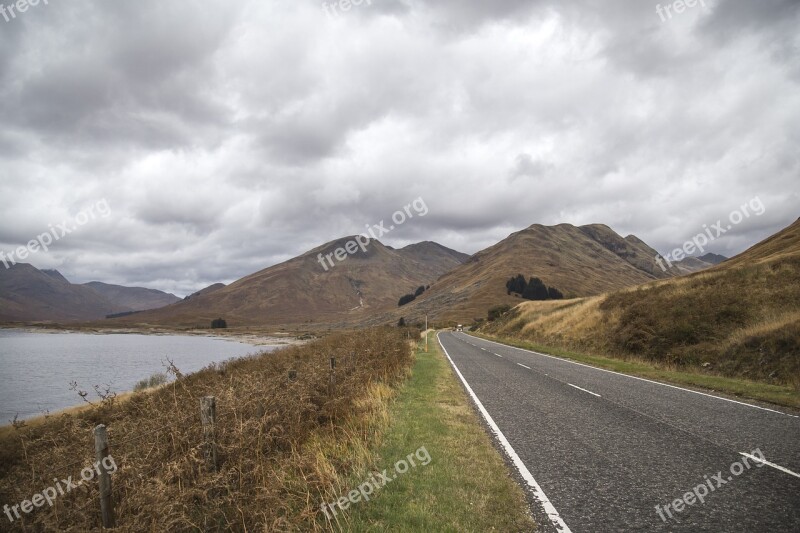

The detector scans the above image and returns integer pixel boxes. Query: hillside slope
[0,265,127,322]
[386,223,686,324]
[483,218,800,386]
[115,239,468,327]
[83,282,181,311]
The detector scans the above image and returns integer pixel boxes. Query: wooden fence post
[93,425,115,529]
[200,397,218,472]
[329,357,336,396]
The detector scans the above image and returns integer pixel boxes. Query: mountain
[672,252,729,275]
[483,218,800,385]
[698,252,728,265]
[185,283,226,300]
[384,223,686,324]
[0,265,125,322]
[0,266,182,322]
[42,269,70,284]
[111,238,469,327]
[83,281,180,312]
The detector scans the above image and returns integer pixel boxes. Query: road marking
[568,383,601,397]
[740,452,800,479]
[517,363,531,369]
[496,354,503,358]
[438,334,572,533]
[467,334,796,418]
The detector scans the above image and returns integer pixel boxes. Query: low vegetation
[0,328,414,531]
[487,304,512,322]
[481,255,800,405]
[133,372,167,392]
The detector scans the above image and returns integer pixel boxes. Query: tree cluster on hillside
[398,285,428,307]
[506,274,564,301]
[211,318,228,329]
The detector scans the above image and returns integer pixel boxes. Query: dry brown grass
[485,256,800,388]
[0,328,414,531]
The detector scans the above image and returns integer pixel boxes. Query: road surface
[437,331,800,532]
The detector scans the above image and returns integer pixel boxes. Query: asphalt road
[437,331,800,533]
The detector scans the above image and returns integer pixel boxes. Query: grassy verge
[341,332,536,532]
[470,331,800,410]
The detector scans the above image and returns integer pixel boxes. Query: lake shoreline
[0,329,291,424]
[0,324,307,348]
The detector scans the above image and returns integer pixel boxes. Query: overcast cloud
[0,0,798,295]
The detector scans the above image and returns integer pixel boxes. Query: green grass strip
[344,332,537,532]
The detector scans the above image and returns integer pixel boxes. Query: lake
[0,330,276,421]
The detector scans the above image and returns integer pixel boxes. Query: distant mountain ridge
[0,265,180,322]
[2,223,726,327]
[83,281,180,312]
[111,238,470,327]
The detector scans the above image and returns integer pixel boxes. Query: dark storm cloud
[0,0,797,295]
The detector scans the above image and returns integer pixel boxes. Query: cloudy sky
[0,0,798,296]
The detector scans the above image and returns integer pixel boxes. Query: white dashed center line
[568,383,601,398]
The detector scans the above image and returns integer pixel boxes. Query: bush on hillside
[398,294,416,307]
[488,304,512,322]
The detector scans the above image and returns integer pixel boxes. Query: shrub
[398,294,416,307]
[134,372,168,392]
[488,304,512,321]
[414,286,426,297]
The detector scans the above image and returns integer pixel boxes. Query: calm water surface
[0,330,274,420]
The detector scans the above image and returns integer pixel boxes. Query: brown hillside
[483,218,800,387]
[0,265,128,322]
[83,281,181,311]
[113,239,468,327]
[385,223,685,325]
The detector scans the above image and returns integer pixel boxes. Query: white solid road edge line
[464,333,797,418]
[437,333,573,533]
[739,452,800,479]
[568,383,602,398]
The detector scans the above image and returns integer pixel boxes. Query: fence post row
[93,424,116,529]
[87,352,352,526]
[200,396,218,472]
